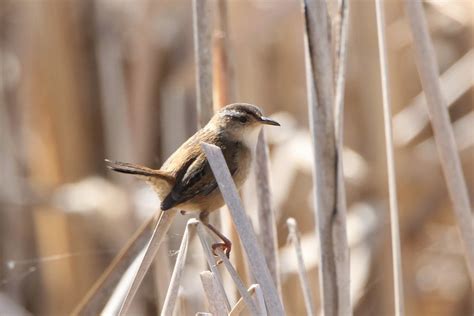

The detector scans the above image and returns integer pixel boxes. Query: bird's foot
[212,241,232,259]
[212,241,232,265]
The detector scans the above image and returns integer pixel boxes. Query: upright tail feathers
[105,159,175,185]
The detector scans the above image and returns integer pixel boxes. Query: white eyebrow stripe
[220,110,246,118]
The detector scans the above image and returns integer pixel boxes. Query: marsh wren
[106,103,280,256]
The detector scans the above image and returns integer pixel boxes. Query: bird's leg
[199,211,232,258]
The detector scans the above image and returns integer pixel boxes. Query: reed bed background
[0,0,472,315]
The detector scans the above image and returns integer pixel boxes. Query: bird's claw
[211,242,231,261]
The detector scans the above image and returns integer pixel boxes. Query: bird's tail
[105,159,175,198]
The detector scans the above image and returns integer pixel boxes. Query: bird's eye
[238,116,248,123]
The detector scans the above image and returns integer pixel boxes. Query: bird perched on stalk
[106,103,280,257]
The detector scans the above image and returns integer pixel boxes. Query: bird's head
[210,103,280,147]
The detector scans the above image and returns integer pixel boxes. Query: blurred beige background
[0,0,472,315]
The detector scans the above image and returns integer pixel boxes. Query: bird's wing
[160,140,241,211]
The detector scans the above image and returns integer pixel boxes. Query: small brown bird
[106,103,280,256]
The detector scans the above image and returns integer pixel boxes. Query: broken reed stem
[286,218,316,316]
[404,0,474,280]
[164,217,270,315]
[302,0,350,314]
[72,212,161,315]
[193,0,214,127]
[161,219,194,316]
[229,284,266,316]
[118,210,177,315]
[201,142,285,316]
[333,0,351,315]
[375,1,405,315]
[200,271,229,316]
[215,249,262,316]
[255,130,281,297]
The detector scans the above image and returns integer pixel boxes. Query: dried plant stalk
[200,271,229,316]
[201,143,285,315]
[375,1,405,314]
[73,213,161,315]
[193,0,214,127]
[301,0,350,314]
[333,0,351,315]
[212,0,237,108]
[393,50,474,146]
[229,284,266,316]
[404,0,474,280]
[195,223,232,311]
[255,130,281,296]
[286,218,316,316]
[215,249,262,316]
[161,219,195,316]
[118,210,178,315]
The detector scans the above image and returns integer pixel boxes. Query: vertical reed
[375,0,405,314]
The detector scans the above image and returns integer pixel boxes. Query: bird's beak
[259,116,280,126]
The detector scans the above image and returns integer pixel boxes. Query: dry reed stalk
[195,223,231,311]
[193,0,214,127]
[201,143,285,315]
[215,249,261,316]
[212,0,237,108]
[212,0,250,298]
[301,0,350,314]
[333,0,351,314]
[161,219,195,315]
[200,271,229,316]
[252,285,266,316]
[229,284,266,316]
[160,218,232,314]
[194,0,226,239]
[393,50,474,146]
[255,130,281,297]
[72,213,158,315]
[404,0,474,280]
[375,1,405,315]
[117,210,177,315]
[286,218,316,316]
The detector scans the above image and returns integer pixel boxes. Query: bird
[105,103,280,257]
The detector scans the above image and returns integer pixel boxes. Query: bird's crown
[215,103,279,127]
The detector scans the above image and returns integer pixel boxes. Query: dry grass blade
[286,218,316,316]
[375,1,405,314]
[301,0,349,314]
[72,212,161,315]
[161,219,195,316]
[200,271,229,316]
[215,249,262,316]
[193,0,214,127]
[255,130,281,296]
[403,0,474,280]
[201,142,285,315]
[118,210,178,315]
